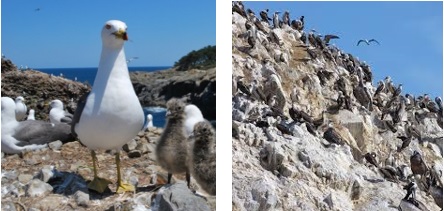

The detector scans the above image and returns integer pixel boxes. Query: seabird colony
[232,2,442,209]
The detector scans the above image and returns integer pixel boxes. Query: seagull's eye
[105,24,111,30]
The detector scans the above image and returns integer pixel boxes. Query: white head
[101,20,128,49]
[50,99,64,109]
[15,96,25,103]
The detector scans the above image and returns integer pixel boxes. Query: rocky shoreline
[1,58,216,210]
[131,67,216,121]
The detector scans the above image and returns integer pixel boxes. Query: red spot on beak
[123,32,128,41]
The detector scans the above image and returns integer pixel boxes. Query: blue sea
[36,66,170,128]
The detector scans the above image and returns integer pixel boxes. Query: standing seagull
[156,99,190,187]
[357,39,380,46]
[72,20,144,193]
[15,96,27,121]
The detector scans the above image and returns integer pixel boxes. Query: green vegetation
[174,45,216,71]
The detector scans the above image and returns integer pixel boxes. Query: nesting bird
[2,97,74,154]
[27,109,36,120]
[156,98,190,187]
[15,96,27,121]
[49,99,73,124]
[410,151,428,176]
[190,120,216,195]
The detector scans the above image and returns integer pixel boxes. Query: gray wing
[13,120,74,146]
[61,110,74,123]
[71,91,90,137]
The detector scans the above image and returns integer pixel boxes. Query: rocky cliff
[131,67,216,121]
[1,58,91,121]
[232,7,442,211]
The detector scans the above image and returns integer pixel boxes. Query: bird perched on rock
[364,152,379,168]
[190,121,216,195]
[72,20,145,193]
[259,9,272,24]
[410,151,428,176]
[2,97,75,154]
[156,99,190,187]
[15,96,27,121]
[323,122,344,146]
[27,109,36,120]
[142,114,154,131]
[49,99,73,124]
[184,104,204,138]
[403,181,417,201]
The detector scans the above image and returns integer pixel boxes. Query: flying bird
[357,39,380,46]
[126,56,139,63]
[323,34,340,44]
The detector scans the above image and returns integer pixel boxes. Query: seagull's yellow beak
[113,29,128,41]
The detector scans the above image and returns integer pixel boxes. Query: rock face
[1,58,215,210]
[131,67,216,121]
[1,58,90,121]
[232,8,442,211]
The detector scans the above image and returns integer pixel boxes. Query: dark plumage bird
[282,11,290,26]
[357,39,380,46]
[156,99,190,187]
[323,34,339,44]
[403,181,417,200]
[190,121,216,195]
[300,31,307,45]
[323,123,344,145]
[364,152,379,168]
[393,84,402,96]
[259,9,272,24]
[397,135,411,152]
[435,97,443,113]
[374,80,385,96]
[410,151,428,176]
[232,1,247,18]
[236,79,251,96]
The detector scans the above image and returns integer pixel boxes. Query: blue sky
[2,0,215,68]
[242,1,443,98]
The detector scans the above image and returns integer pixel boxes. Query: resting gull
[49,99,73,124]
[184,104,204,137]
[142,114,154,131]
[27,109,36,120]
[72,20,144,193]
[15,96,27,121]
[2,97,74,154]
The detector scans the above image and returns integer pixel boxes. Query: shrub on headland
[174,45,216,71]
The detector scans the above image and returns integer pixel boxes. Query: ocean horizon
[35,66,171,86]
[35,66,170,127]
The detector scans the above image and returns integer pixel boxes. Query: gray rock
[48,140,63,150]
[74,190,89,207]
[18,173,33,184]
[37,165,55,183]
[123,139,138,152]
[26,179,53,197]
[153,182,211,211]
